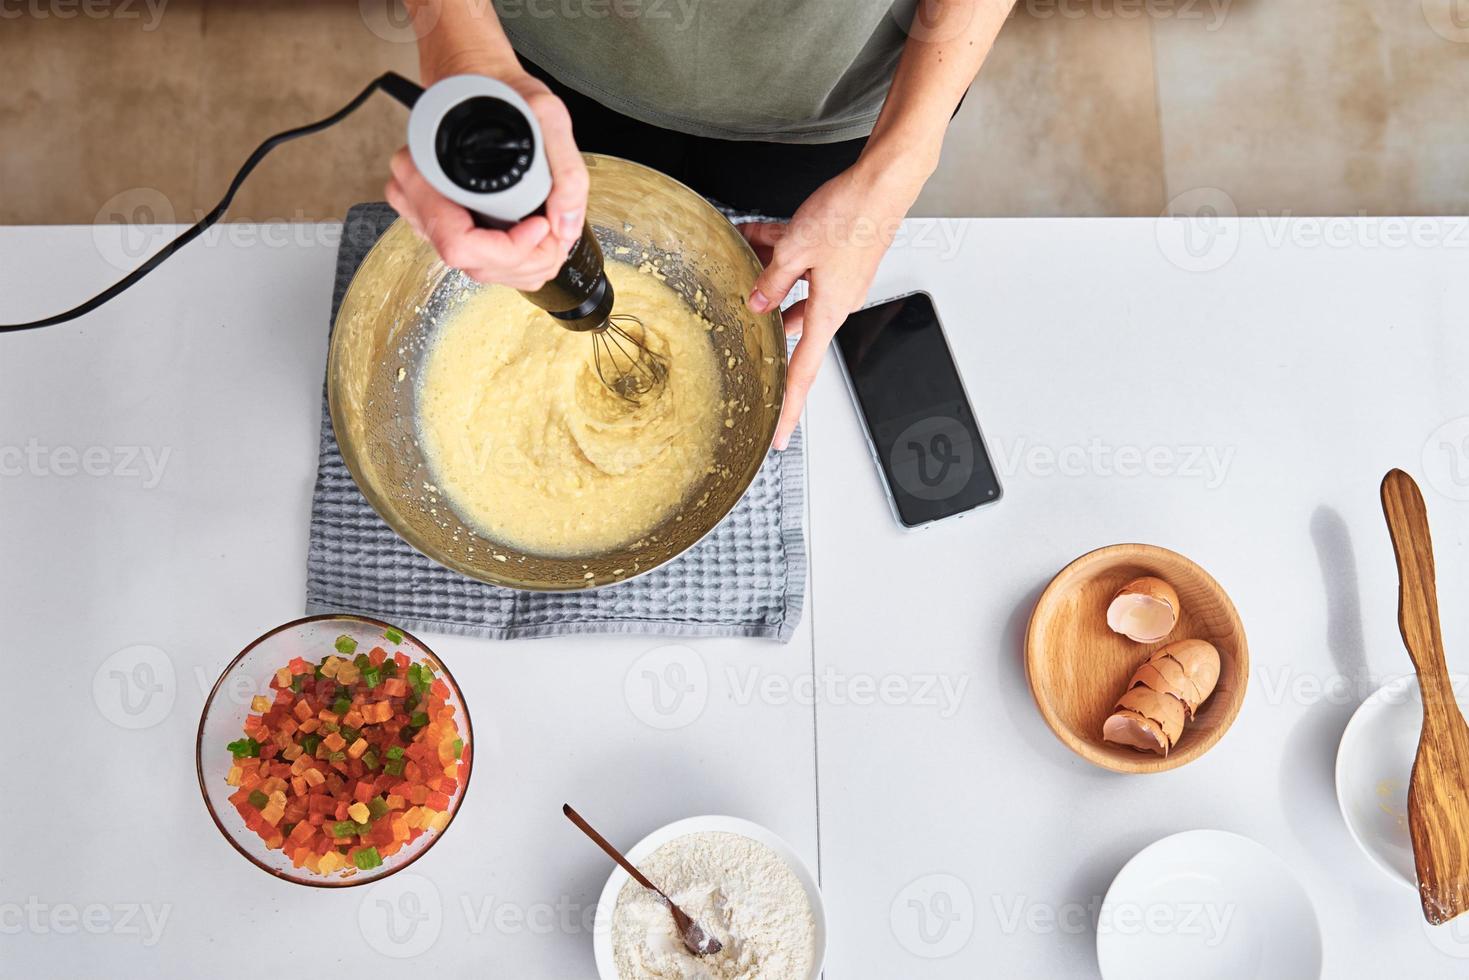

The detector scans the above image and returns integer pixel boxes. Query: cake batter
[417,259,724,557]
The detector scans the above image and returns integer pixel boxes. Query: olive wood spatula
[1381,468,1469,925]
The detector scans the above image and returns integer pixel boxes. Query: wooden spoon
[1381,468,1469,924]
[562,804,723,956]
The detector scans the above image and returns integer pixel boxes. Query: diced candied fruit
[223,636,466,877]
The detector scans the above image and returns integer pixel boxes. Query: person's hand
[742,166,918,450]
[384,71,588,290]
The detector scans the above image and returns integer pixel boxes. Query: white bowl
[1335,673,1469,889]
[1097,830,1321,980]
[591,815,826,980]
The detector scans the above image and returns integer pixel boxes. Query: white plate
[590,815,826,980]
[1097,830,1321,980]
[1335,673,1469,889]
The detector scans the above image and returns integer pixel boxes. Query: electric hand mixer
[1,70,668,405]
[0,69,787,590]
[407,76,667,401]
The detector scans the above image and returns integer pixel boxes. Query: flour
[611,832,816,980]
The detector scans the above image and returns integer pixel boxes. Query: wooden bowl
[1025,543,1248,773]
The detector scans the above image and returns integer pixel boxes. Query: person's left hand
[742,166,919,450]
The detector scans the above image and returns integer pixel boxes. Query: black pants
[522,59,867,219]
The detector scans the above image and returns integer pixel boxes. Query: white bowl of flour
[592,816,826,980]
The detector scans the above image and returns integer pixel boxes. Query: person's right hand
[384,71,588,291]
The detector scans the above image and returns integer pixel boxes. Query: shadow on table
[998,580,1119,781]
[1000,576,1127,973]
[1277,505,1379,893]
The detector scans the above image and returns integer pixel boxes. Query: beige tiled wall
[0,0,419,226]
[1146,0,1469,217]
[1,0,1465,225]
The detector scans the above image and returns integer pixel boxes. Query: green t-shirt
[493,0,912,143]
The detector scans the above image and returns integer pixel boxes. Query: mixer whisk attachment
[592,314,668,401]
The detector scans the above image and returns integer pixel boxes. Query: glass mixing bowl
[327,154,786,591]
[195,615,473,887]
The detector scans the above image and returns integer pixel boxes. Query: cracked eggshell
[1134,657,1204,716]
[1102,708,1170,755]
[1106,576,1181,643]
[1156,639,1221,705]
[1116,685,1187,747]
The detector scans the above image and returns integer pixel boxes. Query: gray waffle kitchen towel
[305,203,806,642]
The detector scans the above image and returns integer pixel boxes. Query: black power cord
[0,71,423,334]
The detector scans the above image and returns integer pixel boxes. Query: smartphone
[833,290,1002,529]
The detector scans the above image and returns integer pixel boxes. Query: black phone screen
[834,292,1001,527]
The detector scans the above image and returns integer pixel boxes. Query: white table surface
[3,217,1468,978]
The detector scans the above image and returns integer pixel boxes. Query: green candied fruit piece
[226,738,261,759]
[353,847,383,870]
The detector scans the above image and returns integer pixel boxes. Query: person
[384,0,1016,449]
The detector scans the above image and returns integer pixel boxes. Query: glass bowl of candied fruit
[196,615,472,886]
